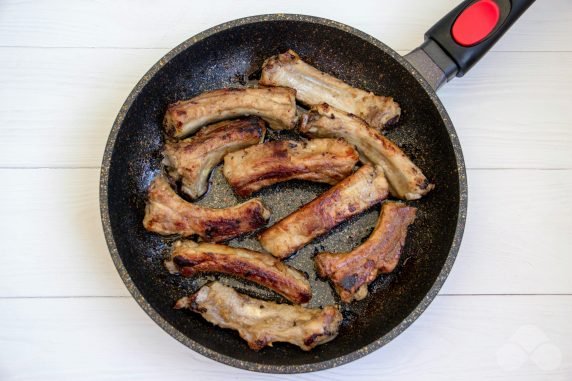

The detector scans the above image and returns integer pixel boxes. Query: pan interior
[105,19,461,368]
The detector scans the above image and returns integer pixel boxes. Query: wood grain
[0,0,567,51]
[0,48,571,169]
[0,169,126,297]
[0,295,569,380]
[0,168,570,298]
[1,0,571,378]
[440,168,572,295]
[0,48,165,168]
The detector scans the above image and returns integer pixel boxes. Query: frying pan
[100,0,534,373]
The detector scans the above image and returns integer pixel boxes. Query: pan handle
[404,0,536,91]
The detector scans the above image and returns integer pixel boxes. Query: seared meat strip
[259,164,389,259]
[260,50,400,130]
[175,282,342,351]
[164,117,266,199]
[300,103,433,200]
[223,138,359,197]
[164,87,297,138]
[165,240,311,304]
[143,176,270,242]
[315,202,417,302]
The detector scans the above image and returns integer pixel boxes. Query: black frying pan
[100,0,534,373]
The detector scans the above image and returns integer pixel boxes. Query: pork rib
[175,282,342,351]
[315,202,417,302]
[259,164,389,259]
[143,176,270,242]
[300,103,433,200]
[223,138,359,197]
[164,117,265,199]
[165,240,311,304]
[260,50,400,130]
[164,87,297,138]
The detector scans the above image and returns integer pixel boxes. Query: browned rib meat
[175,282,342,351]
[222,138,359,197]
[165,240,311,304]
[260,50,400,130]
[143,176,270,242]
[315,202,417,303]
[163,117,266,199]
[300,103,433,200]
[259,164,389,259]
[164,87,297,138]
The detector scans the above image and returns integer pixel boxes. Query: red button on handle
[452,0,501,47]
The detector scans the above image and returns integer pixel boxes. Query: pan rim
[99,13,468,374]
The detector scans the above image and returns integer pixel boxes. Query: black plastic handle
[424,0,536,78]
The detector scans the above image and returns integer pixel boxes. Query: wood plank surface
[0,295,569,380]
[1,0,571,379]
[0,49,571,169]
[0,168,570,298]
[0,0,567,52]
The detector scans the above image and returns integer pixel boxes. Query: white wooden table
[1,1,571,379]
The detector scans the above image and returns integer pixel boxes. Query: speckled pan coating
[100,14,467,374]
